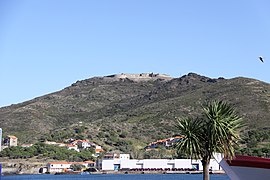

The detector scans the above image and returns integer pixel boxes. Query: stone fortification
[105,73,172,82]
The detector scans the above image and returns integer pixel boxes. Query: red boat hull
[220,155,270,180]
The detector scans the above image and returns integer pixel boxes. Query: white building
[77,140,93,149]
[66,144,80,152]
[103,153,130,160]
[4,135,18,147]
[47,162,77,173]
[102,153,223,171]
[47,161,94,173]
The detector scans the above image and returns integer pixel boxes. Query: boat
[219,155,270,180]
[80,171,90,175]
[54,171,81,175]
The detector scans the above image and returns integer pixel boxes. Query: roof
[67,144,77,147]
[174,136,183,139]
[48,161,70,165]
[104,154,114,157]
[21,144,33,147]
[7,135,17,139]
[48,161,89,165]
[73,139,89,143]
[84,160,95,164]
[95,149,104,153]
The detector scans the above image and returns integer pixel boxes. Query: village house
[3,135,18,147]
[76,140,94,149]
[69,139,104,155]
[66,144,79,152]
[47,161,95,173]
[40,139,104,156]
[145,136,183,150]
[94,145,104,155]
[103,153,130,160]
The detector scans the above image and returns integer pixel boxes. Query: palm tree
[175,100,243,180]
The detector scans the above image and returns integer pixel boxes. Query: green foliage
[175,117,203,159]
[0,146,35,159]
[143,149,175,159]
[241,129,270,148]
[97,132,105,138]
[201,100,243,158]
[70,164,86,171]
[236,129,270,157]
[1,73,270,154]
[74,126,87,134]
[119,131,128,138]
[39,127,89,143]
[0,143,95,161]
[143,150,160,159]
[237,147,270,157]
[175,100,243,180]
[41,130,74,142]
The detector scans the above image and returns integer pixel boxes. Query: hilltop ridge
[0,72,270,152]
[105,73,172,81]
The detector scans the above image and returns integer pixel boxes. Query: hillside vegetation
[1,73,270,154]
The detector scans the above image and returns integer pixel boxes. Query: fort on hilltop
[105,73,172,81]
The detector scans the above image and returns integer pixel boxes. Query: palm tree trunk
[202,159,210,180]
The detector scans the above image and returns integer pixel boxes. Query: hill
[1,72,270,153]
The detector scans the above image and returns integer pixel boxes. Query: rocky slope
[1,72,270,152]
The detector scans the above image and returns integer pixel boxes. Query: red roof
[67,144,77,147]
[96,149,104,153]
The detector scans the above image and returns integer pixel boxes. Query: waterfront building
[102,153,223,171]
[47,161,95,173]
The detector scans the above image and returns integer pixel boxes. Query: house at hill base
[47,161,95,173]
[3,135,18,147]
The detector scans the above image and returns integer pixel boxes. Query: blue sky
[1,0,270,107]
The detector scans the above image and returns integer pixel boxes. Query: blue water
[1,174,230,180]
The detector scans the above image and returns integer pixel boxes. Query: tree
[70,164,86,171]
[175,100,243,180]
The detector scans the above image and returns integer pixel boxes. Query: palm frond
[175,117,203,159]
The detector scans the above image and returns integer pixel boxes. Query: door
[192,163,199,170]
[114,164,120,171]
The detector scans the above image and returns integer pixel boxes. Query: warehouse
[102,153,223,171]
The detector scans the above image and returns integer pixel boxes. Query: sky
[1,0,270,107]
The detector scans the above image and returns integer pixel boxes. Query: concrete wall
[1,167,41,175]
